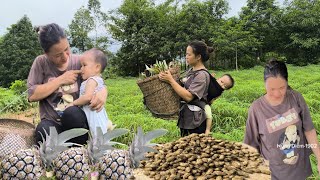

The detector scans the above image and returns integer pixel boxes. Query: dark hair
[38,23,66,53]
[87,48,107,73]
[264,59,288,82]
[188,40,214,62]
[222,74,235,90]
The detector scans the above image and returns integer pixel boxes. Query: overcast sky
[0,0,250,35]
[1,0,286,52]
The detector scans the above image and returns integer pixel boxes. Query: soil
[1,109,271,180]
[133,168,271,180]
[0,108,38,124]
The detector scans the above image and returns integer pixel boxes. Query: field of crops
[0,64,319,178]
[105,64,320,179]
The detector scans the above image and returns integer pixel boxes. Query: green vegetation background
[105,65,320,179]
[0,64,319,178]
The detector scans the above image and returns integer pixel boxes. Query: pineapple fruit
[96,127,168,179]
[0,127,88,180]
[52,126,168,180]
[53,147,91,179]
[53,127,129,180]
[1,148,44,179]
[96,149,132,179]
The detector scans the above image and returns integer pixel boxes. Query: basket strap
[143,97,179,116]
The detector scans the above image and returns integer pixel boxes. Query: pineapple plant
[0,127,88,180]
[52,127,129,180]
[52,147,90,179]
[96,126,168,179]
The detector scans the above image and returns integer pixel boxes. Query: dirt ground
[1,109,271,180]
[133,160,271,180]
[133,169,271,180]
[0,108,38,124]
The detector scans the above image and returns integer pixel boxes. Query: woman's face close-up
[46,38,70,68]
[185,46,198,66]
[265,76,288,103]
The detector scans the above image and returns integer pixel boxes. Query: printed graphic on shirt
[266,108,299,133]
[61,84,77,93]
[278,125,300,164]
[48,77,78,114]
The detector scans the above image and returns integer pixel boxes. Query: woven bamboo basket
[137,67,181,119]
[0,119,35,159]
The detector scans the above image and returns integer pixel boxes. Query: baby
[67,48,110,135]
[205,74,234,134]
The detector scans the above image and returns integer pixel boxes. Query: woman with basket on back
[159,40,214,136]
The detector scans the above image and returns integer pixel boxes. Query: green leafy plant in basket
[141,60,180,78]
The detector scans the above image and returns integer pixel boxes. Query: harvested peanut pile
[139,133,270,180]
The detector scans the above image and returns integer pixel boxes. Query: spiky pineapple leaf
[135,146,157,154]
[129,127,168,168]
[99,145,116,150]
[48,126,58,146]
[88,127,129,164]
[53,146,69,153]
[132,127,145,150]
[38,130,46,146]
[37,127,88,171]
[103,128,129,143]
[132,146,157,168]
[91,127,103,148]
[103,142,126,146]
[41,128,50,144]
[133,153,146,167]
[57,128,88,146]
[144,129,168,145]
[136,127,144,142]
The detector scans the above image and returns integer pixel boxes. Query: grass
[1,64,319,178]
[105,65,320,178]
[105,77,180,144]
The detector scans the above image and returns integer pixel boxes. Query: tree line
[0,0,320,87]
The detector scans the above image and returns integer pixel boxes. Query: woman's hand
[159,69,194,102]
[89,87,107,112]
[59,70,81,85]
[304,129,320,176]
[159,70,174,84]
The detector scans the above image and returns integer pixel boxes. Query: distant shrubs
[10,80,28,94]
[0,80,30,113]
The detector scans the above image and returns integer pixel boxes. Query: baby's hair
[222,74,234,90]
[87,48,107,73]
